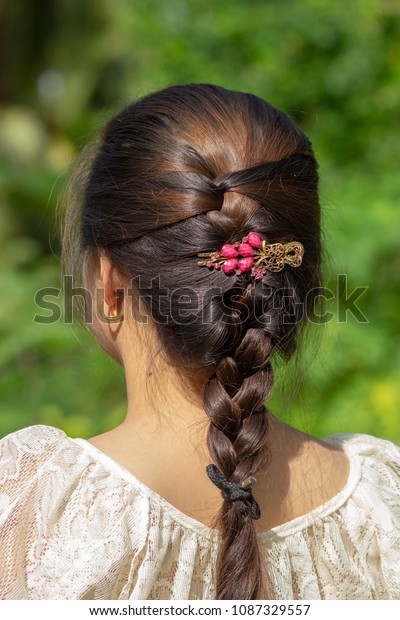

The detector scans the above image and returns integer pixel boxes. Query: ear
[99,250,121,309]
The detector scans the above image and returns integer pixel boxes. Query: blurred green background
[0,0,399,442]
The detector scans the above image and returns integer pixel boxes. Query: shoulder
[325,433,400,528]
[0,424,69,461]
[1,423,68,446]
[0,425,77,496]
[324,432,400,470]
[325,432,400,491]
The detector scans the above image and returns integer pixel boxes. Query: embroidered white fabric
[0,425,399,600]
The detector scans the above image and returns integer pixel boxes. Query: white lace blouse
[0,425,399,600]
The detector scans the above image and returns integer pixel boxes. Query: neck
[120,343,210,451]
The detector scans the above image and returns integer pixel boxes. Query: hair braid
[201,170,306,597]
[202,263,278,599]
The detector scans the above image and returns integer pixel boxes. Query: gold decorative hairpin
[198,232,304,279]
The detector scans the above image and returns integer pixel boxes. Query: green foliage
[0,0,399,442]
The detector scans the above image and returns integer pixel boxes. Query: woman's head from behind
[64,84,321,599]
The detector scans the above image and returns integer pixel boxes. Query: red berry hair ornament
[197,232,304,280]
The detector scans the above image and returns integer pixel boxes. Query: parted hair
[64,84,322,599]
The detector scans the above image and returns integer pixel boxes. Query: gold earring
[105,292,124,322]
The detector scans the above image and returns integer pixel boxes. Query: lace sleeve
[0,426,66,598]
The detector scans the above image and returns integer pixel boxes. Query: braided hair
[64,84,321,600]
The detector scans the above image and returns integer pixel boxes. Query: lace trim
[71,433,361,542]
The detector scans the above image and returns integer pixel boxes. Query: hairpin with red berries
[197,232,304,280]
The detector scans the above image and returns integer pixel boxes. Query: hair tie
[206,464,261,520]
[198,232,304,279]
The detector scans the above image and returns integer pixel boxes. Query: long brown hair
[64,84,321,599]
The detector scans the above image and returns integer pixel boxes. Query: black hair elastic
[206,464,261,520]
